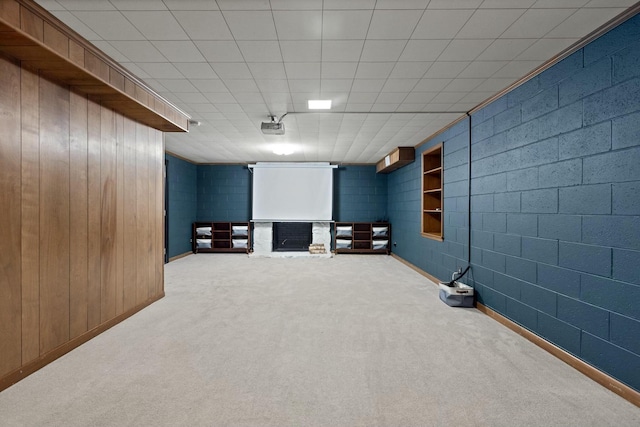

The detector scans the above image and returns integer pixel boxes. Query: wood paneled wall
[0,52,164,389]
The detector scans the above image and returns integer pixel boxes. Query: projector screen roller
[251,163,335,221]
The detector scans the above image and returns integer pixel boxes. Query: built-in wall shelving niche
[421,143,443,241]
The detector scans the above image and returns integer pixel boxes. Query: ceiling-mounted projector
[261,121,284,135]
[261,114,286,135]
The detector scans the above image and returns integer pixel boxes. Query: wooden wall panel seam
[20,63,40,364]
[0,51,23,376]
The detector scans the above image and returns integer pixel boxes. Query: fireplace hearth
[272,222,312,251]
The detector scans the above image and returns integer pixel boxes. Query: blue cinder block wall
[165,153,197,258]
[167,163,387,255]
[334,165,388,222]
[387,15,640,392]
[197,165,251,221]
[388,122,470,284]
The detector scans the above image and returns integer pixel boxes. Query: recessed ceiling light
[308,100,332,110]
[273,144,294,156]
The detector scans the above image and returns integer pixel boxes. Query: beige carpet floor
[0,254,638,426]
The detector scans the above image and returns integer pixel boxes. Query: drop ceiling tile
[224,79,261,92]
[189,79,229,92]
[205,92,237,103]
[35,0,67,10]
[215,103,244,112]
[248,63,287,79]
[143,79,168,93]
[108,41,165,62]
[430,92,466,103]
[473,77,517,91]
[321,62,359,79]
[423,61,469,78]
[533,0,589,6]
[381,78,419,92]
[389,62,432,79]
[223,11,278,40]
[256,80,291,92]
[412,9,475,39]
[217,0,270,10]
[348,92,379,103]
[397,103,426,112]
[367,10,422,39]
[271,0,322,9]
[323,0,375,9]
[476,38,537,60]
[172,11,233,40]
[345,102,373,112]
[516,38,579,60]
[322,10,373,39]
[237,41,283,62]
[109,0,167,10]
[233,92,265,103]
[284,62,321,79]
[438,39,493,61]
[491,60,539,78]
[376,92,409,103]
[50,11,101,40]
[124,11,189,40]
[458,91,496,103]
[350,79,386,92]
[502,9,576,38]
[400,40,449,61]
[90,41,129,62]
[155,79,199,92]
[355,62,395,79]
[288,80,321,92]
[375,0,430,8]
[317,93,349,106]
[173,92,209,103]
[137,62,184,78]
[164,0,220,10]
[119,62,150,79]
[195,41,244,62]
[174,63,218,79]
[152,41,205,62]
[371,103,399,112]
[190,103,220,113]
[211,63,253,79]
[241,103,269,113]
[321,79,353,92]
[457,9,525,39]
[57,0,115,10]
[71,11,144,40]
[360,40,408,62]
[262,92,293,104]
[279,41,322,62]
[414,78,453,91]
[424,102,456,111]
[443,78,484,91]
[458,61,508,78]
[273,11,323,40]
[479,0,536,7]
[322,40,365,62]
[585,0,635,6]
[403,92,437,103]
[427,0,483,8]
[546,8,625,38]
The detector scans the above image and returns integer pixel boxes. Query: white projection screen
[251,163,336,221]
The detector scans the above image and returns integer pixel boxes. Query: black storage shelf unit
[334,222,390,254]
[192,222,251,253]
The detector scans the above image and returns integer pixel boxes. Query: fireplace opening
[272,222,312,252]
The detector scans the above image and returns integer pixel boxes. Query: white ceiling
[36,0,637,164]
